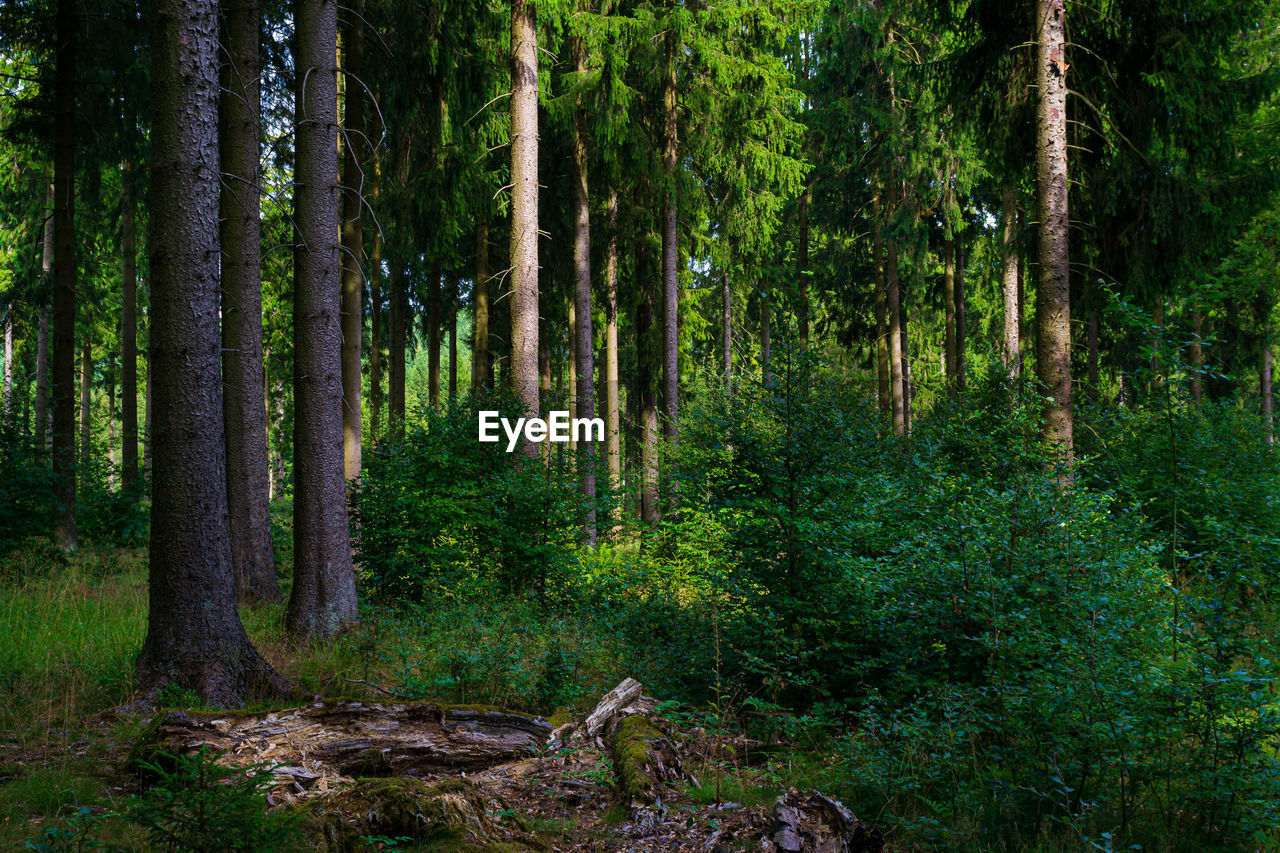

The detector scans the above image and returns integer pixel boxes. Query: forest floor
[0,545,883,852]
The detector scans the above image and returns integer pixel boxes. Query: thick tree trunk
[288,0,359,640]
[661,30,679,444]
[797,184,810,345]
[388,256,405,433]
[79,338,90,469]
[509,0,540,453]
[369,216,383,438]
[604,192,621,520]
[428,260,441,407]
[340,0,365,483]
[1001,186,1020,380]
[136,0,286,706]
[52,0,77,549]
[886,243,905,437]
[121,163,138,489]
[472,217,491,393]
[943,239,957,388]
[1035,0,1073,461]
[637,244,660,525]
[1189,307,1203,404]
[36,184,53,448]
[571,38,596,544]
[221,0,279,603]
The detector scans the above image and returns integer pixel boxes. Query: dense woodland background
[3,0,1280,849]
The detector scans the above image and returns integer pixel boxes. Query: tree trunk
[1001,185,1020,380]
[340,0,365,483]
[1189,307,1203,404]
[568,298,577,450]
[136,0,286,705]
[604,191,621,522]
[388,255,405,433]
[472,216,491,393]
[144,338,152,484]
[36,183,53,449]
[3,302,12,419]
[722,269,732,378]
[121,162,139,489]
[901,289,912,433]
[637,243,659,525]
[886,242,905,437]
[428,260,441,407]
[571,35,596,544]
[52,0,77,549]
[1035,0,1073,461]
[79,338,91,469]
[509,0,540,453]
[221,0,280,603]
[661,29,679,444]
[369,211,383,438]
[288,0,359,640]
[797,184,810,345]
[943,238,957,388]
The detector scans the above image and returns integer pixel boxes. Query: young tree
[340,0,365,482]
[221,0,279,602]
[120,161,139,489]
[51,0,77,549]
[570,26,596,545]
[288,0,359,639]
[136,0,285,705]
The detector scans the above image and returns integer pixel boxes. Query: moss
[298,777,496,853]
[611,715,666,799]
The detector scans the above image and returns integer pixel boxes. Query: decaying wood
[130,700,552,798]
[575,676,642,740]
[766,790,885,853]
[612,713,685,838]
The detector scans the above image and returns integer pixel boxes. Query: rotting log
[611,714,684,838]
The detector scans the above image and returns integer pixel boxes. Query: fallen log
[611,714,684,838]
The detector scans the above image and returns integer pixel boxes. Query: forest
[2,0,1280,849]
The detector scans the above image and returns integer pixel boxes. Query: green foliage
[124,748,299,853]
[357,396,583,602]
[0,423,58,557]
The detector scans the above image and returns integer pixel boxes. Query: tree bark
[1035,0,1073,461]
[288,0,360,640]
[52,0,77,549]
[221,0,280,602]
[1001,185,1020,380]
[571,34,596,544]
[637,243,659,525]
[428,260,442,408]
[388,254,405,433]
[886,241,905,437]
[510,0,540,454]
[340,0,365,483]
[661,29,679,444]
[1264,337,1274,445]
[79,338,90,470]
[604,192,621,522]
[722,269,732,378]
[36,184,53,448]
[472,216,491,393]
[956,241,966,389]
[760,293,771,375]
[136,0,286,706]
[121,162,139,489]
